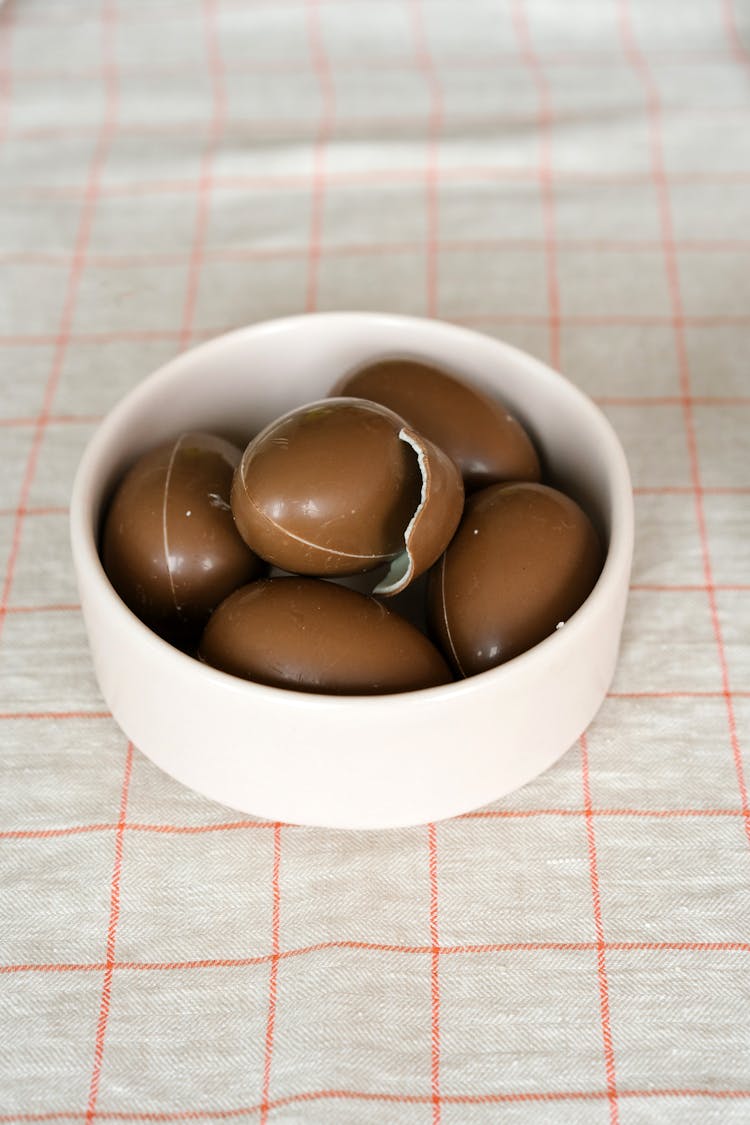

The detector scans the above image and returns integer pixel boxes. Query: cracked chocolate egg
[199,576,453,695]
[101,432,263,646]
[230,398,464,596]
[428,482,603,676]
[332,358,541,491]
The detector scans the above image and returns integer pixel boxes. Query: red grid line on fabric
[0,414,104,427]
[7,47,749,82]
[633,486,750,495]
[427,822,442,1121]
[0,820,275,840]
[304,0,336,313]
[6,100,750,144]
[112,939,750,958]
[178,0,226,350]
[461,808,750,821]
[0,332,180,347]
[632,584,750,592]
[2,314,750,350]
[85,743,133,1123]
[609,691,750,699]
[2,805,750,845]
[2,236,750,271]
[580,734,619,1122]
[0,711,115,720]
[8,167,750,204]
[512,0,561,368]
[0,1,119,649]
[3,313,750,353]
[5,0,409,24]
[2,0,393,28]
[409,0,443,319]
[120,819,275,837]
[0,825,119,841]
[455,312,750,327]
[2,1087,750,1123]
[259,824,282,1125]
[2,939,749,980]
[617,0,750,848]
[722,0,750,70]
[0,506,68,516]
[597,396,750,406]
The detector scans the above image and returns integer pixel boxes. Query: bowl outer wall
[70,313,634,828]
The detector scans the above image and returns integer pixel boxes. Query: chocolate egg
[231,398,464,596]
[332,358,541,491]
[428,482,603,676]
[102,432,263,645]
[199,577,453,695]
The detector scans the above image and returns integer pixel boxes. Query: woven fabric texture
[1,0,749,1122]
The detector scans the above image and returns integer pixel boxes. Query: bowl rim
[70,311,634,709]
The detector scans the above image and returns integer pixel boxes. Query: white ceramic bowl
[70,313,633,829]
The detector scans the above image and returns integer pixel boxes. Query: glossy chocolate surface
[231,398,463,593]
[102,432,263,644]
[428,482,603,676]
[200,576,453,695]
[333,358,541,491]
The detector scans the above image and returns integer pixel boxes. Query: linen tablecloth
[1,0,749,1120]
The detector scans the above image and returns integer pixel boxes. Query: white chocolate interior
[373,427,428,596]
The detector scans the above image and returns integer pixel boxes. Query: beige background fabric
[1,0,749,1121]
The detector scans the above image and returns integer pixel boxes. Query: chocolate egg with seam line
[199,576,453,695]
[101,431,264,645]
[332,358,541,491]
[230,397,464,596]
[428,482,603,676]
